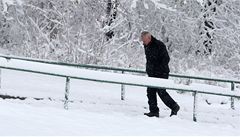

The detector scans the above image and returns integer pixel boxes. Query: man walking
[141,31,180,118]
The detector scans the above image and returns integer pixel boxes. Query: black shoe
[144,112,159,118]
[170,103,180,117]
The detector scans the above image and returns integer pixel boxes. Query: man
[141,31,180,118]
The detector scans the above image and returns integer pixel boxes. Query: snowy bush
[0,0,239,80]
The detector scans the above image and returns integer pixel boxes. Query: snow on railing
[0,57,239,122]
[0,53,239,109]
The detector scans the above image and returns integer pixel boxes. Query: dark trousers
[147,73,177,113]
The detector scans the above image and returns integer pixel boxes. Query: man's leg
[157,73,180,116]
[147,87,159,113]
[157,89,180,116]
[157,89,177,110]
[144,87,159,117]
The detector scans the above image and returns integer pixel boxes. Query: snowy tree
[0,0,239,79]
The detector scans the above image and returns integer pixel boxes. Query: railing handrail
[0,53,239,84]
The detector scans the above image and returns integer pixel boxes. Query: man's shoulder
[153,38,165,49]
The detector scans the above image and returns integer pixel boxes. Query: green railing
[0,54,239,109]
[0,57,239,122]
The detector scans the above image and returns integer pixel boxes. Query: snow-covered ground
[0,66,239,135]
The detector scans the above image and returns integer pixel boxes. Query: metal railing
[0,57,239,122]
[0,54,239,109]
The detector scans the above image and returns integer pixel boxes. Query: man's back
[144,36,170,78]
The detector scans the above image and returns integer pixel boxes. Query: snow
[143,1,149,9]
[196,0,204,6]
[191,83,230,104]
[131,0,176,12]
[0,101,238,136]
[2,0,23,13]
[131,0,138,9]
[2,0,14,13]
[0,48,10,54]
[0,68,239,135]
[0,58,239,98]
[150,0,176,12]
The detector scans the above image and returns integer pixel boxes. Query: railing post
[121,71,125,100]
[193,91,198,122]
[64,77,70,110]
[230,82,235,110]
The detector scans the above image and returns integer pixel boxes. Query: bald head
[141,31,152,46]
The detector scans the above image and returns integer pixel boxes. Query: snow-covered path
[0,69,239,135]
[0,100,239,136]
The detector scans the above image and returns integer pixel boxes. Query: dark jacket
[144,36,170,78]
